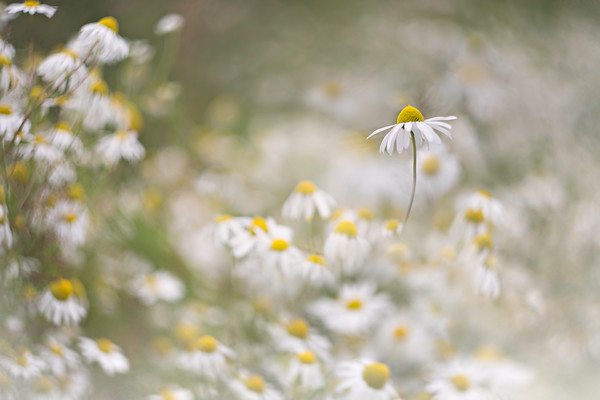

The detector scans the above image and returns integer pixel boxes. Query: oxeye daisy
[261,237,303,276]
[281,180,336,221]
[6,1,57,18]
[73,16,129,64]
[175,335,236,379]
[128,270,185,306]
[324,220,370,275]
[284,351,325,390]
[367,105,456,228]
[0,347,45,379]
[269,318,332,362]
[95,129,145,166]
[336,359,398,400]
[229,372,283,400]
[229,216,292,259]
[79,337,129,375]
[147,387,194,400]
[309,282,392,336]
[38,278,87,325]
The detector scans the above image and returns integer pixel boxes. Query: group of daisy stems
[368,105,456,229]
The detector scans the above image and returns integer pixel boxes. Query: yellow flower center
[475,346,502,361]
[0,104,13,115]
[68,184,85,201]
[322,81,342,98]
[397,105,424,124]
[61,49,78,60]
[116,130,129,141]
[422,156,440,175]
[307,254,325,266]
[90,79,108,96]
[216,214,232,223]
[174,322,197,344]
[98,16,119,33]
[0,186,4,203]
[451,374,470,391]
[297,351,316,364]
[346,299,363,310]
[478,189,492,198]
[286,319,309,339]
[197,335,218,353]
[473,232,493,252]
[464,208,484,224]
[357,206,374,220]
[244,375,265,393]
[62,211,78,224]
[0,54,11,67]
[16,351,29,367]
[160,391,176,400]
[295,180,316,194]
[24,1,40,7]
[49,279,73,301]
[362,362,390,390]
[56,121,71,131]
[54,96,69,106]
[96,338,113,353]
[393,325,410,340]
[384,219,400,232]
[270,238,289,252]
[249,217,268,235]
[49,343,64,356]
[334,220,358,237]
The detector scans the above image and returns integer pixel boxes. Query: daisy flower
[462,190,504,226]
[284,351,325,390]
[260,237,303,277]
[79,337,129,375]
[46,121,84,156]
[37,49,87,91]
[367,105,456,155]
[336,359,398,400]
[324,220,370,275]
[474,253,500,299]
[73,17,129,64]
[40,336,81,376]
[6,1,57,18]
[309,282,392,336]
[229,372,283,400]
[19,133,63,164]
[38,278,87,325]
[147,387,194,400]
[0,347,45,380]
[45,200,90,247]
[294,253,335,287]
[202,214,246,247]
[0,103,29,141]
[374,313,436,365]
[175,335,236,379]
[229,216,292,259]
[381,219,403,238]
[95,130,145,166]
[426,358,496,400]
[269,318,332,362]
[417,145,461,199]
[154,13,185,35]
[0,54,25,93]
[281,180,336,221]
[128,270,185,306]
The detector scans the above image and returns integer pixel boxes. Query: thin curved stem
[403,132,417,229]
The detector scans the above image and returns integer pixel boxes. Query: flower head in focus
[367,105,456,155]
[6,1,56,18]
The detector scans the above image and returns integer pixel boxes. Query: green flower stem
[403,132,417,228]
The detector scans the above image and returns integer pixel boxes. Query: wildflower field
[1,0,600,399]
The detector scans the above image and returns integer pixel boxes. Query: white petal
[367,124,396,139]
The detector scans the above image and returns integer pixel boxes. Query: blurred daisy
[270,318,331,362]
[0,347,45,379]
[6,1,57,18]
[230,217,292,259]
[73,16,129,64]
[381,219,403,238]
[19,133,63,164]
[176,335,236,379]
[285,351,325,390]
[202,214,247,247]
[0,186,13,249]
[474,253,500,299]
[367,105,456,154]
[40,336,81,375]
[261,237,303,276]
[282,180,336,221]
[155,13,185,35]
[427,358,495,400]
[230,372,283,400]
[464,190,504,226]
[46,121,83,156]
[324,220,370,275]
[336,359,398,400]
[79,337,129,375]
[0,103,29,141]
[147,387,194,400]
[0,54,25,93]
[38,49,87,91]
[374,313,436,365]
[129,270,185,306]
[309,282,391,336]
[417,146,461,199]
[38,278,87,325]
[294,254,335,287]
[95,130,145,166]
[45,200,90,247]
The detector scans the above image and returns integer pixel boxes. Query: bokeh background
[3,0,600,399]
